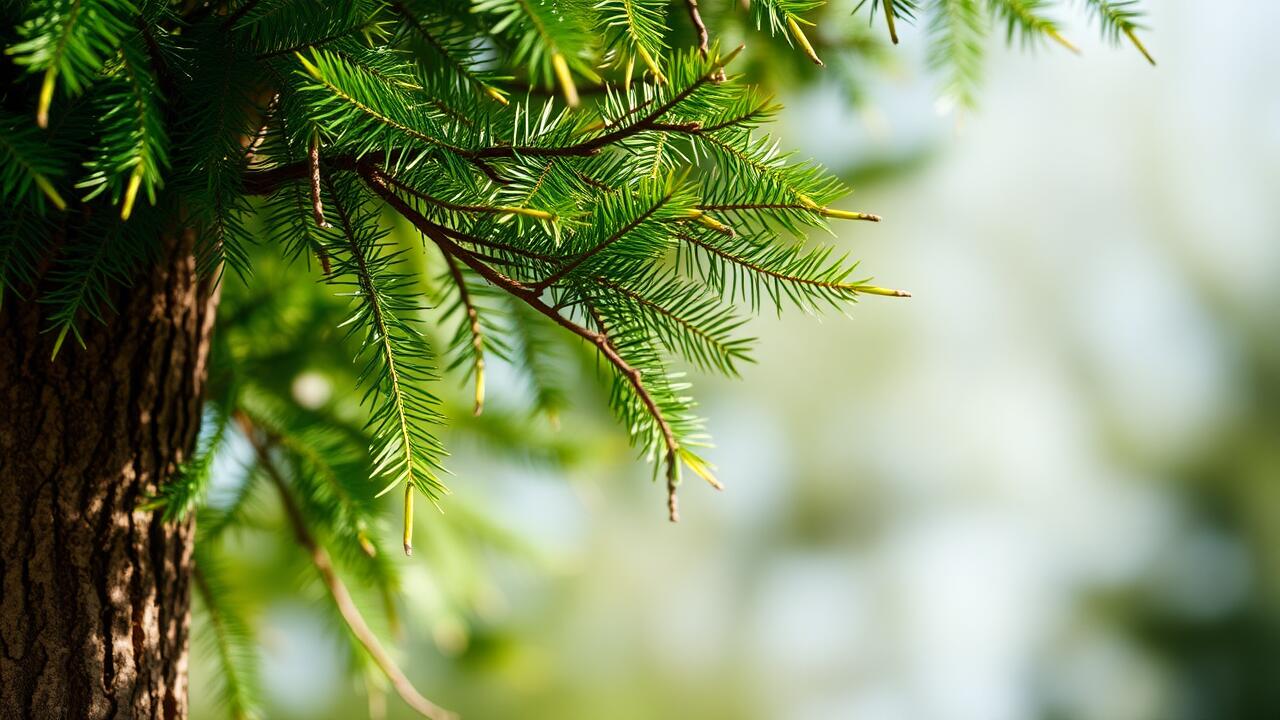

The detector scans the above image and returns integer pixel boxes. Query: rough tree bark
[0,233,219,719]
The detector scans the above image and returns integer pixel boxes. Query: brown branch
[428,98,476,129]
[592,275,742,374]
[585,303,681,521]
[235,413,456,720]
[677,232,901,296]
[364,168,532,294]
[363,165,684,519]
[648,121,703,133]
[240,58,747,194]
[370,176,559,264]
[309,135,330,228]
[254,21,382,60]
[570,167,614,193]
[696,101,778,133]
[685,0,711,58]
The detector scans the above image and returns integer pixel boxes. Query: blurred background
[191,3,1280,719]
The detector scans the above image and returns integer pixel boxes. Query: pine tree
[0,1,1151,717]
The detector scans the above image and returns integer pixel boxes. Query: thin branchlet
[684,0,710,58]
[309,135,329,228]
[444,252,486,416]
[363,165,688,517]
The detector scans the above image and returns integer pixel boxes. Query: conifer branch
[296,52,460,151]
[237,412,456,720]
[364,165,687,519]
[592,275,750,375]
[0,1,1159,702]
[684,0,710,58]
[989,0,1079,53]
[530,188,675,292]
[696,202,880,222]
[1082,0,1154,64]
[583,302,683,522]
[697,101,779,133]
[309,134,328,228]
[444,253,486,416]
[324,173,446,554]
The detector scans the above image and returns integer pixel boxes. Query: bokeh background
[191,3,1280,719]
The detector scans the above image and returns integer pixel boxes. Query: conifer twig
[529,188,675,292]
[309,134,329,228]
[469,45,743,160]
[235,412,456,720]
[677,232,908,296]
[324,173,430,555]
[381,172,554,220]
[363,164,686,520]
[391,0,509,105]
[883,0,901,44]
[584,301,682,522]
[444,253,486,416]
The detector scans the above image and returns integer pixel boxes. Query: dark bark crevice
[0,231,218,719]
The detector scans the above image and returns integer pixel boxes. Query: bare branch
[469,46,743,160]
[309,135,330,228]
[685,0,710,58]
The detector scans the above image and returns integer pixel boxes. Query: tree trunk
[0,233,219,719]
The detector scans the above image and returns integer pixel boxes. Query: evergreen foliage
[0,1,1151,716]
